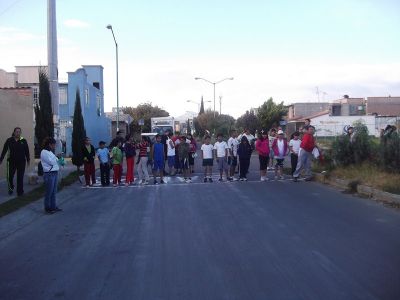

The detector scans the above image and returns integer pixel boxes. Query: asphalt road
[1,160,400,299]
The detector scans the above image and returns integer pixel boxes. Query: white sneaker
[243,178,248,181]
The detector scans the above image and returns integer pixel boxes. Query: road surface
[0,167,399,299]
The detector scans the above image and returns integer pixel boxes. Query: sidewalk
[0,159,77,205]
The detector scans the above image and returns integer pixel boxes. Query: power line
[0,0,25,17]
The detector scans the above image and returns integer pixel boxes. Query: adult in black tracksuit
[237,136,252,180]
[0,127,30,196]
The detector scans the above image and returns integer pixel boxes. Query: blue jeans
[43,172,58,210]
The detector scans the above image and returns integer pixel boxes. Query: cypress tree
[71,89,86,170]
[34,69,54,148]
[199,96,205,115]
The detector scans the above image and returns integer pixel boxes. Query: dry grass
[330,164,400,195]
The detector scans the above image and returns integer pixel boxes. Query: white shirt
[227,137,239,156]
[167,138,175,156]
[201,144,214,159]
[40,149,60,172]
[277,139,285,158]
[289,139,301,155]
[213,141,228,158]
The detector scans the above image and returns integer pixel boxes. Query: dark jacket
[124,143,136,158]
[0,136,30,164]
[82,144,96,164]
[237,142,252,160]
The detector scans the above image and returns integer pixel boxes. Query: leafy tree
[194,110,235,138]
[199,97,205,115]
[122,102,169,134]
[236,110,260,134]
[71,89,86,170]
[257,97,287,130]
[34,69,54,148]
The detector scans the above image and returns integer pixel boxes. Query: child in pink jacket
[255,131,270,181]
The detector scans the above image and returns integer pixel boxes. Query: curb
[314,173,400,205]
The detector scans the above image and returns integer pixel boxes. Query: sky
[1,0,400,118]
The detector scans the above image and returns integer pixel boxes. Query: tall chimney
[47,0,59,118]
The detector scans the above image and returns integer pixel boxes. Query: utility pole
[219,95,222,115]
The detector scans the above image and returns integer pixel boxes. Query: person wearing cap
[293,126,316,182]
[255,130,270,181]
[40,137,62,214]
[289,131,301,176]
[272,130,289,180]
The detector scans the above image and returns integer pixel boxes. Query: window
[33,87,39,106]
[331,105,341,116]
[96,94,101,116]
[59,87,67,104]
[85,89,89,105]
[93,82,100,89]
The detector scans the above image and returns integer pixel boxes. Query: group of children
[81,123,317,187]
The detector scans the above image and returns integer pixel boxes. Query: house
[366,96,400,116]
[329,95,366,116]
[104,108,133,139]
[60,65,111,156]
[0,88,34,179]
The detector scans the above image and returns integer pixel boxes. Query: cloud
[0,26,44,45]
[63,19,90,29]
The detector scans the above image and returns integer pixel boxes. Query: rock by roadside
[314,173,400,206]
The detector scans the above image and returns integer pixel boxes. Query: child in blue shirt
[151,135,165,184]
[97,141,110,186]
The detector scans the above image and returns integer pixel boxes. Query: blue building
[59,65,111,156]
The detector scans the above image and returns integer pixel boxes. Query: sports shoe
[154,180,158,185]
[293,177,298,182]
[239,178,244,181]
[113,184,117,187]
[280,176,285,180]
[204,178,208,183]
[208,178,213,183]
[218,178,223,182]
[54,207,63,212]
[160,180,165,184]
[243,178,248,181]
[187,178,192,183]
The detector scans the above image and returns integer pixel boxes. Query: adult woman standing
[40,138,61,214]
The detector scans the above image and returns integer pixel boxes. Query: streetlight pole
[106,24,119,132]
[195,77,233,118]
[186,100,200,112]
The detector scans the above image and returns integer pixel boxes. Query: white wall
[311,115,378,137]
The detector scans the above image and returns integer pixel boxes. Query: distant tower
[47,0,59,118]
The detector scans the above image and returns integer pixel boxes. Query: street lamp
[186,99,211,111]
[106,24,119,132]
[194,77,233,117]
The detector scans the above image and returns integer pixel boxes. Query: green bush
[331,122,374,166]
[381,131,400,173]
